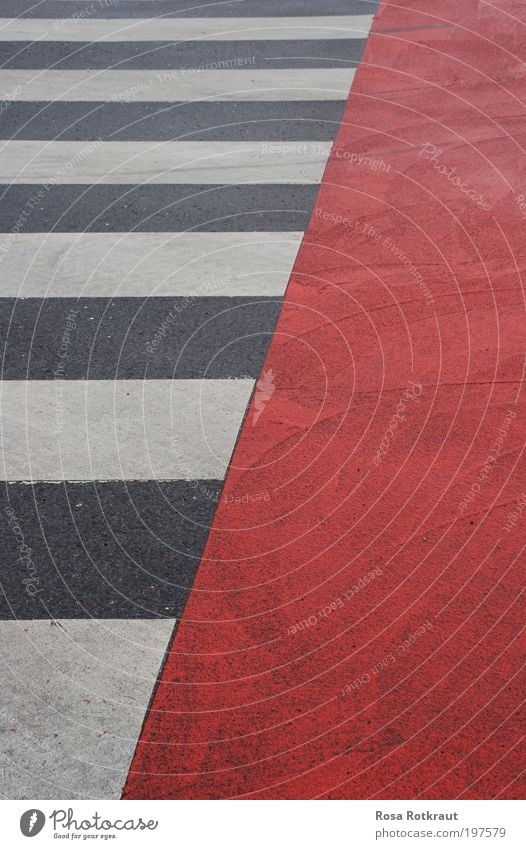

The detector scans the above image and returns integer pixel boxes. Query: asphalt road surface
[1,0,525,804]
[0,0,377,798]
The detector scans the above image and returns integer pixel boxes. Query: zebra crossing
[0,0,377,798]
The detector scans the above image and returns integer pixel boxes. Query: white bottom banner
[1,799,524,849]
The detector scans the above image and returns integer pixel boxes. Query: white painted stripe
[0,68,356,101]
[0,232,303,297]
[0,379,253,481]
[0,619,174,799]
[0,139,332,184]
[0,15,373,41]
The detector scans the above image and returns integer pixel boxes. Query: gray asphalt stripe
[0,38,367,70]
[0,232,302,296]
[0,619,175,798]
[0,296,282,379]
[0,68,356,100]
[0,139,332,183]
[0,183,317,231]
[0,479,223,620]
[0,100,346,141]
[0,1,379,19]
[0,379,253,480]
[0,15,373,40]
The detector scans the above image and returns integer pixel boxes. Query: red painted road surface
[124,0,526,799]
